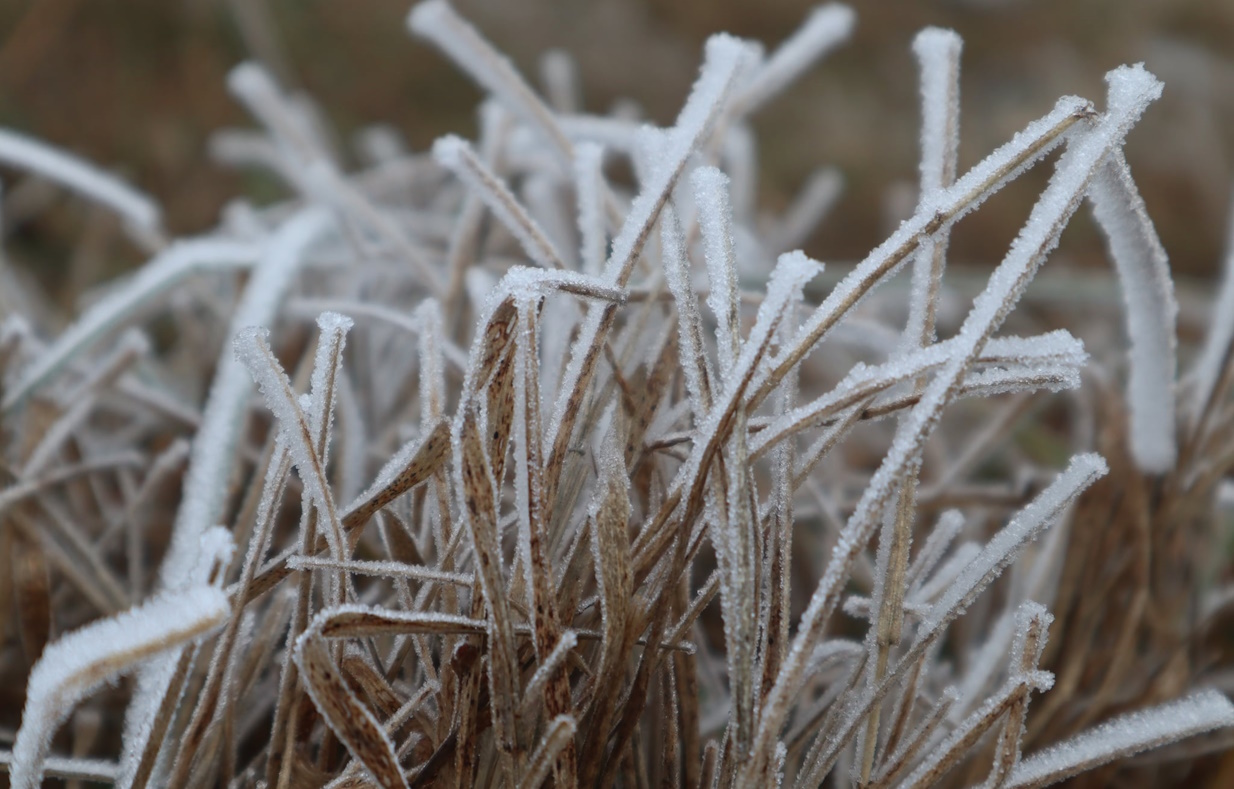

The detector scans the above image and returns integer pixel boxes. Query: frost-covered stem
[746,67,1160,786]
[806,455,1107,785]
[451,295,524,754]
[750,330,1086,460]
[693,166,742,372]
[518,716,578,789]
[160,209,330,590]
[408,0,574,164]
[984,603,1051,788]
[869,687,959,788]
[2,238,260,413]
[118,209,328,788]
[541,34,748,513]
[731,4,855,117]
[165,446,292,787]
[631,253,820,589]
[0,127,163,242]
[11,587,229,789]
[861,29,962,784]
[511,300,577,787]
[293,618,409,789]
[902,671,1054,788]
[434,135,568,270]
[234,325,352,602]
[235,63,446,296]
[574,142,608,278]
[1086,148,1178,472]
[767,167,843,254]
[661,204,714,415]
[858,466,919,785]
[720,405,757,766]
[904,27,962,351]
[748,96,1091,410]
[540,49,580,114]
[1006,691,1234,788]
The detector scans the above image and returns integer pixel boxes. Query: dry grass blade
[521,631,579,717]
[312,605,486,638]
[509,299,576,785]
[518,715,578,789]
[901,670,1055,788]
[408,0,574,162]
[719,404,758,768]
[985,603,1053,788]
[1007,691,1234,788]
[343,419,451,531]
[433,136,567,270]
[868,687,959,788]
[288,556,472,587]
[294,626,409,789]
[578,436,634,787]
[452,406,521,753]
[1,239,258,412]
[9,586,229,789]
[11,531,51,665]
[235,324,350,576]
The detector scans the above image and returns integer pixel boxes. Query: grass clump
[2,2,1234,787]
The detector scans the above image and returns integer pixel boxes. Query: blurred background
[1,0,1233,305]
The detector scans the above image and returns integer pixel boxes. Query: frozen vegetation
[1,2,1233,787]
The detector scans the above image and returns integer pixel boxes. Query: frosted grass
[0,127,162,237]
[114,210,329,787]
[920,454,1107,633]
[745,65,1161,784]
[573,142,608,277]
[1008,691,1234,788]
[694,166,742,370]
[10,586,228,789]
[733,4,856,116]
[159,208,331,590]
[434,135,568,270]
[1087,150,1178,471]
[409,0,574,162]
[544,32,750,468]
[234,325,349,572]
[1,238,260,412]
[754,93,1092,404]
[3,5,1228,787]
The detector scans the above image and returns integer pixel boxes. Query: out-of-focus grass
[1,0,1232,288]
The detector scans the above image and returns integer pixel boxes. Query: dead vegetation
[2,2,1234,787]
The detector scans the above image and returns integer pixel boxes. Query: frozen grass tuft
[1,2,1232,787]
